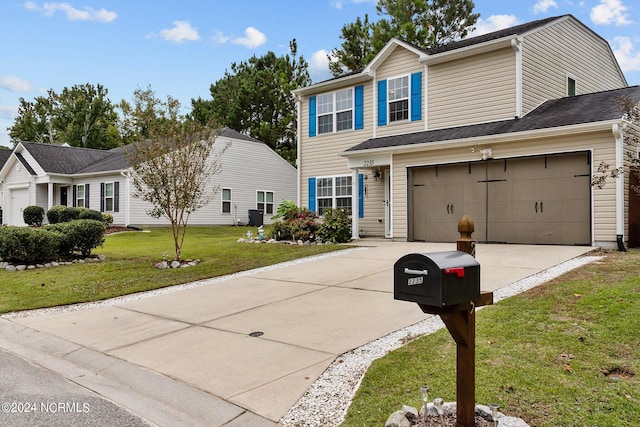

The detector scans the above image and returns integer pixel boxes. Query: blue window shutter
[308,96,317,137]
[354,85,364,130]
[358,173,364,218]
[411,72,422,121]
[377,80,387,126]
[308,177,316,213]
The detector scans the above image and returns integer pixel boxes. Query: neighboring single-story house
[0,128,296,227]
[293,14,640,249]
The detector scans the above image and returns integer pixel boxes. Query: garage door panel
[409,152,591,245]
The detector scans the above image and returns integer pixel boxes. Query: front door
[60,186,68,206]
[384,170,392,238]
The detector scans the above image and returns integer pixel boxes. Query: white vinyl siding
[521,18,626,115]
[428,47,516,129]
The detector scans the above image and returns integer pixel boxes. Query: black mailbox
[394,251,480,307]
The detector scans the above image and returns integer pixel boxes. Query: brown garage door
[409,152,591,245]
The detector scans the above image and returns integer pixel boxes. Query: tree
[8,83,120,149]
[190,40,310,165]
[592,96,640,189]
[329,0,479,76]
[126,102,227,261]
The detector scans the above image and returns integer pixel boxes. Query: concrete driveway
[0,241,595,425]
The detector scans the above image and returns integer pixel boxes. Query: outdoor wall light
[420,386,429,421]
[373,169,381,181]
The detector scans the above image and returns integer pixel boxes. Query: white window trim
[103,182,115,212]
[256,190,274,215]
[317,87,355,135]
[316,175,353,216]
[221,187,232,214]
[388,74,410,123]
[75,183,86,208]
[566,73,577,96]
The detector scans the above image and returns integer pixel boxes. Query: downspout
[120,170,131,227]
[352,168,360,240]
[613,123,626,251]
[511,37,523,119]
[295,93,301,207]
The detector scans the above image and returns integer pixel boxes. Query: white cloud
[612,37,640,73]
[159,21,200,43]
[24,1,117,23]
[231,27,267,49]
[533,0,558,14]
[0,104,19,119]
[591,0,632,26]
[308,49,332,82]
[331,0,344,9]
[469,15,521,37]
[0,76,34,92]
[331,0,373,8]
[211,31,230,46]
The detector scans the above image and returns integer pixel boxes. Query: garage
[409,151,591,245]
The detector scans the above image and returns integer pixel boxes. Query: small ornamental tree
[127,116,227,261]
[592,97,640,189]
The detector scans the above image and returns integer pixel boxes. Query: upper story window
[377,72,422,127]
[567,76,577,96]
[388,76,409,122]
[308,85,364,137]
[317,89,353,134]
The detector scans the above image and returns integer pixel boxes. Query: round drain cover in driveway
[249,331,264,337]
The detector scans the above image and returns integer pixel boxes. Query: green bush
[316,208,352,243]
[65,207,81,221]
[47,205,66,224]
[0,226,61,263]
[102,213,114,225]
[79,209,104,222]
[23,205,45,227]
[46,219,106,257]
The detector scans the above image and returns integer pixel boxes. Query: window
[316,176,352,216]
[103,182,114,211]
[222,188,232,214]
[388,76,409,122]
[567,76,576,96]
[257,191,274,215]
[75,184,86,208]
[317,89,353,134]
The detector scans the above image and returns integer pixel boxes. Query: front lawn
[341,250,640,427]
[0,226,346,314]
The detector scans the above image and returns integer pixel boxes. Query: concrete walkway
[0,241,595,425]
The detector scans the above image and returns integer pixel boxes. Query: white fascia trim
[292,72,373,96]
[364,38,428,72]
[420,36,516,66]
[341,120,621,157]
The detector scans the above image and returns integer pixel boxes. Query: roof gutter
[420,36,516,65]
[340,119,621,157]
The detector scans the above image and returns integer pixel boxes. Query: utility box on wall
[394,251,480,307]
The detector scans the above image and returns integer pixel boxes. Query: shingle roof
[21,142,118,174]
[346,86,640,152]
[0,149,11,169]
[425,15,567,55]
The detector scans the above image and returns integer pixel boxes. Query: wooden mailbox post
[418,215,493,427]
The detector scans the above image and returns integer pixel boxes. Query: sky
[1,0,639,147]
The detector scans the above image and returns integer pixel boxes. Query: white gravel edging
[279,255,603,427]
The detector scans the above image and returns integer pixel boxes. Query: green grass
[0,226,346,314]
[342,250,640,427]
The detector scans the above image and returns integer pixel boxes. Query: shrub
[269,201,317,241]
[102,213,114,225]
[47,205,66,224]
[23,205,45,227]
[46,219,106,257]
[0,226,61,263]
[65,207,81,221]
[79,209,104,222]
[316,208,352,243]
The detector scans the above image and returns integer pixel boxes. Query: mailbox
[394,251,480,307]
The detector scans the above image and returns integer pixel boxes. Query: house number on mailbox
[407,276,423,286]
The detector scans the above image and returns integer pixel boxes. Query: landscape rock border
[1,254,106,272]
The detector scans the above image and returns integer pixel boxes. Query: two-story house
[294,14,640,249]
